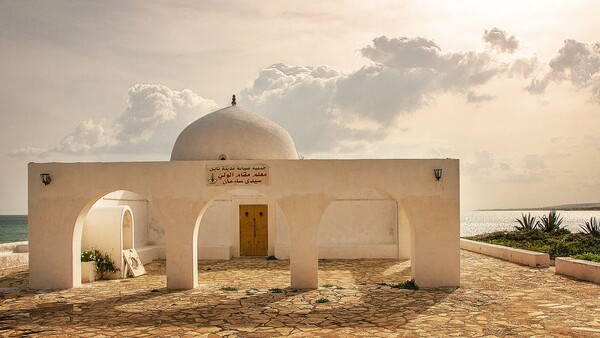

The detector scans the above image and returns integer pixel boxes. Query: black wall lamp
[433,168,442,181]
[40,173,51,186]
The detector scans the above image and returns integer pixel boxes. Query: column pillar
[278,194,330,289]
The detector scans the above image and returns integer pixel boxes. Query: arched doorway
[317,189,401,259]
[196,188,291,259]
[316,189,414,287]
[193,189,292,288]
[73,190,160,286]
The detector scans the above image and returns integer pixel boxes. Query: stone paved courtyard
[1,250,599,337]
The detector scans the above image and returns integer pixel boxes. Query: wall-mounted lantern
[40,173,52,186]
[433,168,442,181]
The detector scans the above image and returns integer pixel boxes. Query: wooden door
[239,205,268,256]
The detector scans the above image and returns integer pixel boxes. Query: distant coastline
[477,202,600,212]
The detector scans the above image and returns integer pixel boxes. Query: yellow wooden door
[239,205,268,256]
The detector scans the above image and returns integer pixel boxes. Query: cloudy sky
[1,0,600,214]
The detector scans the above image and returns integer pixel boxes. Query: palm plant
[515,213,538,231]
[538,210,564,233]
[580,217,600,237]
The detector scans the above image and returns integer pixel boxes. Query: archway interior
[79,190,156,281]
[194,188,292,289]
[318,189,401,259]
[196,188,290,260]
[316,189,412,287]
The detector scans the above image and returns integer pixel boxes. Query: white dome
[170,105,298,161]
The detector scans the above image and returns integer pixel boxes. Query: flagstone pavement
[1,250,599,337]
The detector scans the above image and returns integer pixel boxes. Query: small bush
[515,213,538,232]
[379,280,419,290]
[268,288,283,293]
[580,217,600,237]
[81,249,119,280]
[220,286,237,291]
[548,240,575,258]
[572,252,600,263]
[389,279,419,290]
[321,283,334,288]
[315,298,330,304]
[538,211,565,233]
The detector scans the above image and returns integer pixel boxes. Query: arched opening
[316,189,413,287]
[196,188,291,259]
[317,189,402,259]
[73,190,162,286]
[192,188,292,288]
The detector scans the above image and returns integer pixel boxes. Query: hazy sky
[1,0,599,214]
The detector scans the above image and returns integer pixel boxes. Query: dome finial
[231,94,236,106]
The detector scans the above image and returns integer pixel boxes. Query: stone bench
[460,238,550,268]
[555,257,600,284]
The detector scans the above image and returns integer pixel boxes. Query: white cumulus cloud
[57,119,114,154]
[527,39,600,101]
[28,84,219,156]
[241,35,520,155]
[483,28,520,53]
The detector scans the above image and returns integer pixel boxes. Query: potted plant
[81,250,97,283]
[81,248,119,282]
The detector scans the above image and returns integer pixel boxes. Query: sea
[0,215,28,244]
[1,210,600,244]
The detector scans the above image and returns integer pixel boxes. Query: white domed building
[28,100,460,291]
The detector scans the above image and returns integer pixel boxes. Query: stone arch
[313,187,417,283]
[195,188,290,259]
[317,188,402,259]
[188,188,291,287]
[72,189,154,287]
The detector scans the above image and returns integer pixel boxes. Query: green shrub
[572,252,600,263]
[538,211,565,233]
[81,249,119,280]
[467,231,600,259]
[580,217,600,237]
[548,240,575,258]
[379,279,419,290]
[220,286,237,291]
[389,279,419,290]
[315,298,330,303]
[515,213,538,231]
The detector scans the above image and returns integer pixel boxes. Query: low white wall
[555,257,600,284]
[137,245,232,263]
[0,241,28,254]
[273,244,397,260]
[318,244,397,259]
[460,238,550,268]
[198,245,230,260]
[0,241,29,269]
[136,245,166,265]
